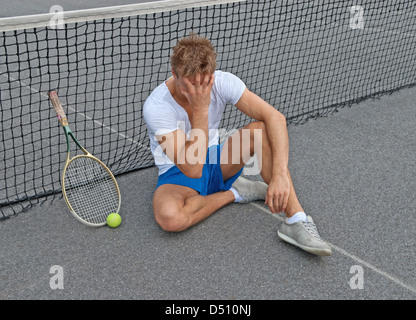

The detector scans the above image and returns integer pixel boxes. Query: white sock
[286,212,307,224]
[229,187,243,203]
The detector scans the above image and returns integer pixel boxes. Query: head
[170,33,217,82]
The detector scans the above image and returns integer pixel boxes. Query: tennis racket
[49,91,121,227]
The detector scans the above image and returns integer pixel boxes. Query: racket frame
[49,91,121,227]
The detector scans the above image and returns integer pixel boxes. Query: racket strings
[64,157,119,225]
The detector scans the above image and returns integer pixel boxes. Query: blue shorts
[156,143,243,196]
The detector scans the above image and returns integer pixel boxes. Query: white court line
[249,201,416,295]
[3,74,149,150]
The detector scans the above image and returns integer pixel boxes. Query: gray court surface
[1,85,415,300]
[1,0,415,303]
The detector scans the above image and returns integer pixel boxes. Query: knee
[154,207,189,232]
[249,113,286,132]
[245,121,267,155]
[248,120,266,132]
[247,121,269,143]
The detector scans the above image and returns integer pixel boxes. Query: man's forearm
[177,109,209,178]
[264,113,289,177]
[188,108,209,163]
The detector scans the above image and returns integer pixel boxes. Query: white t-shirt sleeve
[215,71,246,105]
[143,99,180,136]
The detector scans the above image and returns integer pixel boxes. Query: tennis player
[143,33,331,256]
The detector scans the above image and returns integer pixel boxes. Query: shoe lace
[301,220,321,239]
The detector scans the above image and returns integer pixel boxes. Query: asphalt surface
[0,0,415,302]
[1,85,415,300]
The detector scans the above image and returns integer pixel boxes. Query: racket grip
[48,91,68,127]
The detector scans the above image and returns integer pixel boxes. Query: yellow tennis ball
[107,213,121,228]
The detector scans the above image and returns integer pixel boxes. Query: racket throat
[63,125,88,154]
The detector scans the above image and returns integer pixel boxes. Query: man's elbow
[180,165,204,179]
[187,170,203,179]
[264,109,286,126]
[275,110,286,123]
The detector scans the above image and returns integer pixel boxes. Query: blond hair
[170,33,217,78]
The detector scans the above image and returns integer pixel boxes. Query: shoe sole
[277,231,332,256]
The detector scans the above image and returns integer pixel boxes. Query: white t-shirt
[143,70,246,175]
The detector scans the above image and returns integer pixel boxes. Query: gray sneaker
[231,176,268,203]
[277,216,332,256]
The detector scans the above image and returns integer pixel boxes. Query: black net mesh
[1,0,415,218]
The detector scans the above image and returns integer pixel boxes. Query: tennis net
[1,0,415,219]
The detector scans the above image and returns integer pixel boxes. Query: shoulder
[214,70,242,82]
[213,70,246,105]
[143,82,175,116]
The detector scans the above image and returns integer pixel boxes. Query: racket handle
[48,91,68,127]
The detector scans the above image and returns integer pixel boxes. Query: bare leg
[153,184,235,232]
[220,121,304,217]
[153,121,305,232]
